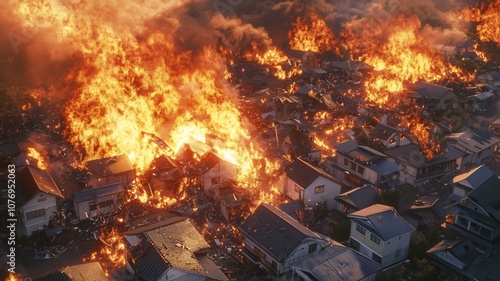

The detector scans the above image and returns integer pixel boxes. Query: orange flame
[246,43,302,79]
[460,0,500,46]
[27,147,47,170]
[86,227,125,276]
[6,273,22,281]
[288,13,338,54]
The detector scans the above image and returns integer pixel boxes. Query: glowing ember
[86,228,125,276]
[288,13,338,54]
[246,43,302,79]
[6,273,22,281]
[460,0,500,46]
[400,109,441,159]
[27,147,47,170]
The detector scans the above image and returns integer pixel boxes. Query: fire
[288,13,338,54]
[6,273,22,281]
[474,43,489,62]
[400,108,441,159]
[342,15,469,107]
[312,116,355,157]
[27,147,47,170]
[246,43,302,79]
[460,0,500,46]
[86,227,125,276]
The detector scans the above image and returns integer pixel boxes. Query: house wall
[350,221,412,268]
[383,133,412,149]
[437,91,458,111]
[74,192,123,220]
[282,238,323,274]
[203,160,237,194]
[19,192,58,236]
[303,177,341,210]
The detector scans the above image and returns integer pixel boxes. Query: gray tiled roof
[17,166,62,207]
[292,245,381,281]
[73,183,124,203]
[86,154,135,177]
[240,203,321,262]
[335,185,380,211]
[384,144,464,168]
[453,165,495,191]
[447,128,500,154]
[415,82,453,100]
[349,204,415,240]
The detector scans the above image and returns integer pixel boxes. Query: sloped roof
[384,144,464,168]
[327,59,372,71]
[415,82,454,100]
[239,203,322,262]
[86,155,135,177]
[349,204,415,240]
[370,123,397,141]
[427,238,481,274]
[73,183,124,203]
[285,158,338,189]
[292,245,381,281]
[0,141,21,159]
[335,185,380,211]
[447,128,500,154]
[280,200,303,222]
[17,166,62,207]
[335,140,386,162]
[465,175,500,224]
[36,262,108,281]
[453,165,495,191]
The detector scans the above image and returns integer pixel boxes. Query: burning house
[86,155,136,188]
[73,182,125,221]
[123,217,228,281]
[413,82,459,113]
[16,166,63,236]
[195,152,238,197]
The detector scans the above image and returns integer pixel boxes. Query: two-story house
[86,155,136,188]
[284,158,342,210]
[367,123,411,150]
[335,184,381,215]
[446,128,500,171]
[414,82,458,112]
[348,204,415,268]
[196,152,237,197]
[73,183,125,221]
[17,166,63,236]
[444,170,500,258]
[384,144,463,187]
[239,203,327,277]
[332,140,403,191]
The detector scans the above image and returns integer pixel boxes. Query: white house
[16,166,63,236]
[239,203,327,277]
[348,204,415,268]
[368,122,411,149]
[284,158,342,210]
[449,165,495,202]
[197,152,238,197]
[73,183,125,220]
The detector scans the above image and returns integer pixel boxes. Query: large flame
[460,0,500,46]
[27,147,47,170]
[288,13,338,54]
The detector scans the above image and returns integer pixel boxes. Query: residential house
[489,118,500,137]
[332,140,403,191]
[335,184,381,215]
[449,165,494,202]
[404,195,446,230]
[212,184,249,224]
[292,244,381,281]
[239,203,327,277]
[383,144,463,187]
[467,91,496,112]
[413,82,458,112]
[36,262,108,281]
[123,217,228,281]
[73,183,125,221]
[196,152,237,197]
[16,166,63,236]
[477,68,500,87]
[446,128,500,171]
[348,204,415,268]
[86,155,135,188]
[284,158,342,210]
[367,123,411,150]
[427,239,482,280]
[444,171,500,258]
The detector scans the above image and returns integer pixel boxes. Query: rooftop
[86,154,135,177]
[384,144,464,168]
[36,262,108,281]
[73,182,124,203]
[447,128,500,154]
[285,158,338,189]
[453,165,495,191]
[292,245,381,281]
[335,185,380,211]
[349,204,415,240]
[370,123,398,141]
[17,166,63,207]
[240,203,322,262]
[415,82,453,100]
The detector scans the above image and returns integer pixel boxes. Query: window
[309,243,317,253]
[351,162,357,171]
[90,199,114,211]
[350,239,360,251]
[314,185,324,194]
[370,234,381,245]
[356,224,366,235]
[344,158,349,166]
[26,208,45,220]
[372,252,382,264]
[357,166,365,174]
[211,177,220,185]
